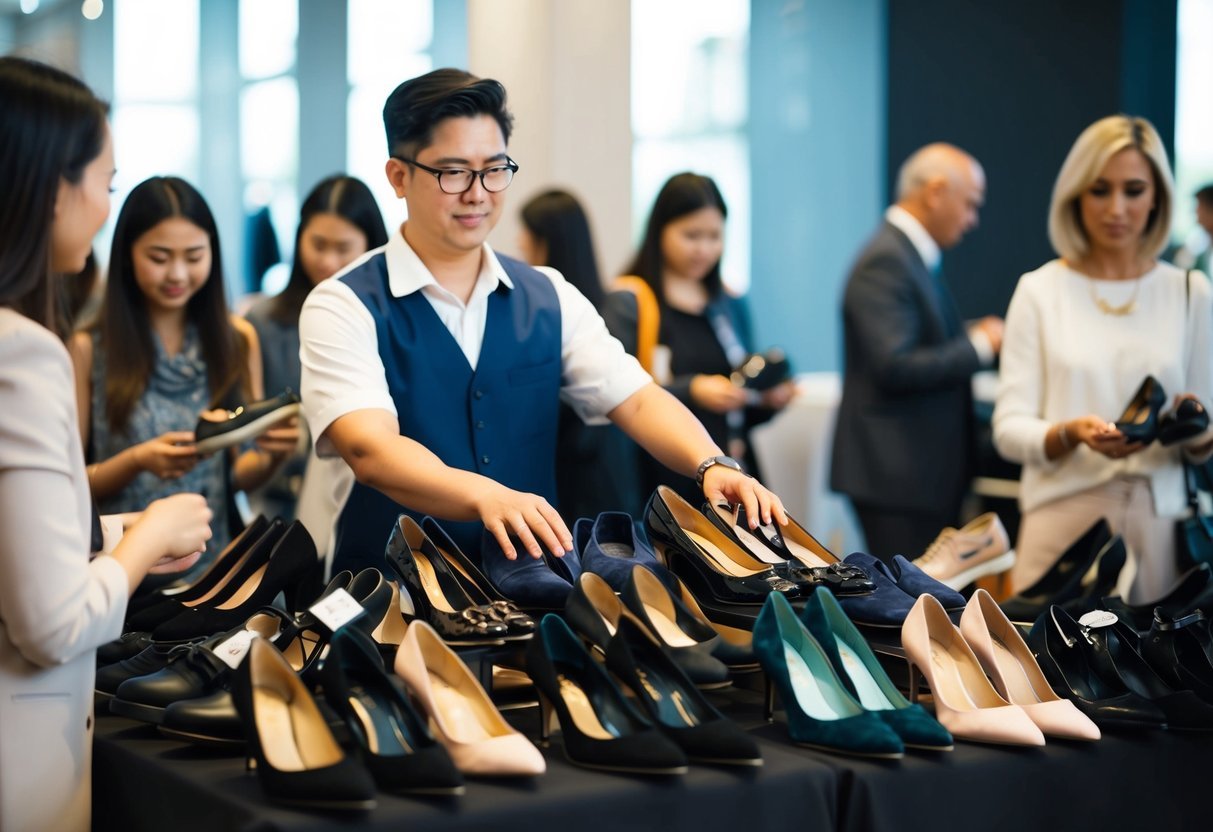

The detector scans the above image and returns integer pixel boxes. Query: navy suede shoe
[836,553,917,627]
[889,555,967,610]
[580,512,670,592]
[481,530,575,611]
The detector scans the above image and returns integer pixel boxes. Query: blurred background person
[994,116,1213,603]
[622,172,796,505]
[244,174,388,520]
[831,144,1000,562]
[518,188,644,521]
[69,177,299,568]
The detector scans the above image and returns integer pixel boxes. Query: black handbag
[1177,460,1213,570]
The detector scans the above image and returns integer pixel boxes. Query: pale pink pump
[960,589,1100,741]
[902,594,1045,746]
[394,621,546,776]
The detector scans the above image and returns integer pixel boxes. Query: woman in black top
[625,173,796,504]
[519,189,642,521]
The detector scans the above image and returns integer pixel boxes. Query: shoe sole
[689,755,764,767]
[794,741,903,760]
[109,699,167,725]
[903,742,954,752]
[934,550,1017,591]
[193,403,302,455]
[157,725,246,748]
[561,749,688,776]
[268,796,377,812]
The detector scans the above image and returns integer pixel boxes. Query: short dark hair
[101,177,247,433]
[627,172,729,300]
[0,57,108,336]
[382,68,513,158]
[270,174,388,325]
[1197,184,1213,207]
[520,189,604,310]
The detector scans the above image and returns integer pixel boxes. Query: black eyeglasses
[394,156,519,194]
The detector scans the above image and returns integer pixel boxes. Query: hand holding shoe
[1063,415,1147,460]
[133,430,199,478]
[474,481,572,560]
[701,467,787,529]
[253,415,302,457]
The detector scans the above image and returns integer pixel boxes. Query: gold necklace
[1088,277,1142,316]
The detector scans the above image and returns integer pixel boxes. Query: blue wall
[748,0,886,374]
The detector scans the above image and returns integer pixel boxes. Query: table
[93,693,1211,832]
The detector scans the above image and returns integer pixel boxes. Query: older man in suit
[830,143,1002,562]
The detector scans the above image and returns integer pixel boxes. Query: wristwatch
[695,455,745,488]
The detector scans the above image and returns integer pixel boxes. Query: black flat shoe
[1025,606,1166,729]
[1101,564,1213,634]
[1159,397,1210,446]
[604,618,762,767]
[97,631,154,667]
[232,638,377,811]
[96,641,190,702]
[384,516,508,645]
[1138,609,1213,705]
[151,521,320,643]
[644,485,798,606]
[1001,519,1117,624]
[159,689,244,747]
[319,628,464,795]
[193,389,302,455]
[525,614,688,775]
[1114,375,1166,444]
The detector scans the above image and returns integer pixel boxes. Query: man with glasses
[300,68,786,580]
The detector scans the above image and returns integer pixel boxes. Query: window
[347,0,434,223]
[631,0,750,291]
[1173,0,1213,267]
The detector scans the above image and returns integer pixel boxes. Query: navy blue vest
[331,252,562,573]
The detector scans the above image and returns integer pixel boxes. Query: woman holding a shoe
[994,115,1213,603]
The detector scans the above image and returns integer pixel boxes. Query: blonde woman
[994,115,1213,603]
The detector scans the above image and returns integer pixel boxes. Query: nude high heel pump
[902,594,1045,746]
[960,590,1100,741]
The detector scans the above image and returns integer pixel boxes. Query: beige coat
[0,309,128,832]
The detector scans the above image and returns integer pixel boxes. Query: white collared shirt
[299,227,652,457]
[883,204,993,365]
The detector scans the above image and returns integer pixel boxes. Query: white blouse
[993,259,1213,516]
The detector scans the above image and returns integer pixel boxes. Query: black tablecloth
[94,704,1210,832]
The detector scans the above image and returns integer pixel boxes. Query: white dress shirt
[299,227,652,458]
[993,259,1213,516]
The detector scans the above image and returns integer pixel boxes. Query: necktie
[933,263,963,338]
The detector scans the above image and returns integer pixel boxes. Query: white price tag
[309,587,365,632]
[214,629,257,670]
[1078,610,1119,629]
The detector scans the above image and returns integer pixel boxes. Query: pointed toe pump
[320,628,464,795]
[525,615,688,775]
[644,485,799,606]
[961,590,1100,741]
[385,516,509,645]
[604,618,762,767]
[232,638,377,811]
[754,593,904,759]
[394,621,546,777]
[800,588,952,751]
[902,594,1046,747]
[1114,375,1166,444]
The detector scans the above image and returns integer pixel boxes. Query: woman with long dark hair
[245,175,387,519]
[518,189,642,519]
[70,176,298,561]
[0,57,211,831]
[624,172,796,504]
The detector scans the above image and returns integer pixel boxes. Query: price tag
[214,629,257,670]
[1078,610,1119,629]
[309,587,366,632]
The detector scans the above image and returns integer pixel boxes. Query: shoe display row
[904,591,1099,746]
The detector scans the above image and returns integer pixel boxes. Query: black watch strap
[696,455,744,488]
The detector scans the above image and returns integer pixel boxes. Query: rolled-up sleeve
[539,267,652,424]
[299,279,397,457]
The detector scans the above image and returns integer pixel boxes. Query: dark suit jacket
[829,221,980,514]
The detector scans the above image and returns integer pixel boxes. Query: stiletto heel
[385,517,508,645]
[907,662,921,704]
[1114,375,1166,444]
[537,693,556,744]
[764,674,776,722]
[902,594,1045,746]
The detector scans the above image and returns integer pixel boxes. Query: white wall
[467,0,633,281]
